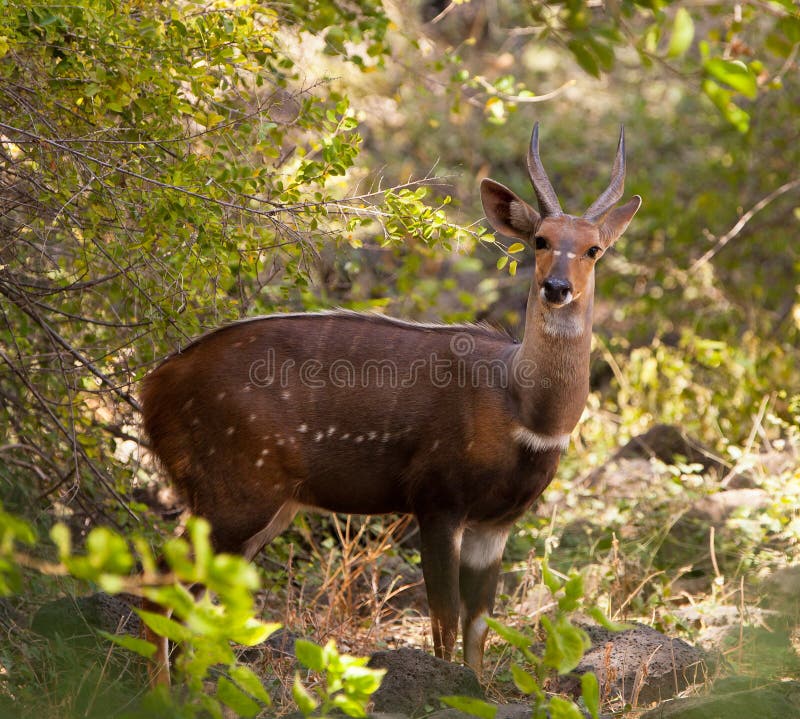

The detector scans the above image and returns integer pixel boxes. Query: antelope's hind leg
[459,524,508,674]
[417,515,463,661]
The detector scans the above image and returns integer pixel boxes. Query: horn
[526,122,562,217]
[584,126,626,221]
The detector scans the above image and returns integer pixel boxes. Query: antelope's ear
[598,195,642,248]
[480,178,541,241]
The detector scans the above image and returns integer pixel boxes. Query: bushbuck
[141,122,641,683]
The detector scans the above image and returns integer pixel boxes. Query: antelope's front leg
[418,515,463,661]
[459,524,508,674]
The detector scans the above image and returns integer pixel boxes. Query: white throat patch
[542,310,585,339]
[511,424,571,453]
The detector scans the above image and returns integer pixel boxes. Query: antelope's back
[141,312,516,519]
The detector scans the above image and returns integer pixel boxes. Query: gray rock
[553,623,705,705]
[30,592,140,639]
[368,648,483,716]
[640,680,800,719]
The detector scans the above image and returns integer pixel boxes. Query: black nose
[542,278,572,304]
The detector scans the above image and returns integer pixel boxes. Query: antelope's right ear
[480,178,541,241]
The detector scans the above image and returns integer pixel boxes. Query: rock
[368,648,483,716]
[640,680,800,719]
[553,623,705,705]
[613,425,722,472]
[426,703,608,719]
[684,489,769,525]
[31,592,140,639]
[760,566,800,616]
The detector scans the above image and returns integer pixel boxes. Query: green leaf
[510,662,538,695]
[496,256,509,270]
[587,606,632,632]
[440,696,497,719]
[542,616,591,674]
[703,58,757,99]
[229,665,271,705]
[485,617,532,653]
[135,608,192,642]
[50,523,71,559]
[581,672,600,719]
[295,638,326,671]
[333,692,371,717]
[292,673,319,716]
[216,676,261,718]
[229,619,280,646]
[541,558,562,594]
[559,572,584,612]
[507,242,525,254]
[548,696,585,719]
[567,40,600,77]
[667,8,694,58]
[98,631,157,659]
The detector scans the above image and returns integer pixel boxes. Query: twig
[691,178,800,271]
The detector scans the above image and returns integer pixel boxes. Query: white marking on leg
[460,525,508,570]
[511,424,571,453]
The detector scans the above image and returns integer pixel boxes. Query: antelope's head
[481,123,641,334]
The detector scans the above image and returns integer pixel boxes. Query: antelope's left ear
[598,195,642,248]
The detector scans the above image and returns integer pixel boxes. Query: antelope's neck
[510,287,593,439]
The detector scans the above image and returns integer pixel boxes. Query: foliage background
[0,0,799,715]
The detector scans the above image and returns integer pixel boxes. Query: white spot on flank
[341,433,350,440]
[461,525,509,569]
[552,250,562,256]
[226,426,235,436]
[242,384,252,393]
[191,417,200,426]
[298,424,308,433]
[281,390,291,401]
[327,426,336,437]
[432,439,440,451]
[382,432,391,443]
[314,431,324,442]
[249,413,257,422]
[277,438,285,446]
[233,341,243,348]
[217,392,226,401]
[368,431,377,441]
[182,398,194,411]
[255,458,264,468]
[261,448,269,455]
[355,435,364,443]
[511,424,570,453]
[567,251,577,259]
[208,447,216,456]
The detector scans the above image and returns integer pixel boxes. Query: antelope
[140,122,641,684]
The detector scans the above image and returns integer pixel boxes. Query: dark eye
[586,246,603,260]
[534,236,549,250]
